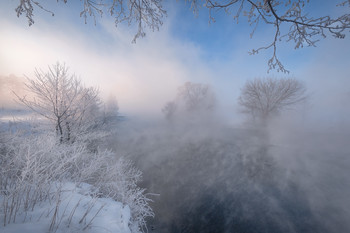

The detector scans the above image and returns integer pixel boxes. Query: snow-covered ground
[0,182,132,233]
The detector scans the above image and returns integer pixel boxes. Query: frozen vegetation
[0,65,154,232]
[0,182,132,233]
[1,1,350,232]
[0,119,153,233]
[1,71,350,233]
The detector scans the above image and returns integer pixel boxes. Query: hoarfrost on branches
[15,0,166,43]
[13,0,350,72]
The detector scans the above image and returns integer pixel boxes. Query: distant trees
[102,94,119,124]
[15,62,101,143]
[162,82,216,121]
[12,0,350,72]
[162,101,178,121]
[177,82,216,112]
[238,77,307,123]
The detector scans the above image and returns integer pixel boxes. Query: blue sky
[0,0,349,121]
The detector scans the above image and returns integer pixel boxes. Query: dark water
[111,120,350,233]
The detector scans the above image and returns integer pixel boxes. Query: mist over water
[108,101,350,233]
[1,1,349,231]
[1,73,349,233]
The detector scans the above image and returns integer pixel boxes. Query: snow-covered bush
[0,131,153,232]
[69,148,154,232]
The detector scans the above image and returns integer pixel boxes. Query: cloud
[1,1,349,121]
[0,1,290,119]
[0,12,217,117]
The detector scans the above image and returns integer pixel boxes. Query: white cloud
[0,14,217,117]
[1,2,349,122]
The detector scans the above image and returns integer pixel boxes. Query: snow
[0,182,132,233]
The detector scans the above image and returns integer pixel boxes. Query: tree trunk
[57,118,63,143]
[66,121,71,142]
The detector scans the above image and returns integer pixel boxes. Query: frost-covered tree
[177,82,216,112]
[13,0,350,72]
[15,62,101,143]
[162,82,216,121]
[238,77,307,123]
[187,0,350,72]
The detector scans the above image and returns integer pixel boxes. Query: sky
[0,0,349,121]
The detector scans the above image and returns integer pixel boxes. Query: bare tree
[13,0,350,72]
[162,82,216,120]
[15,62,100,143]
[238,77,307,122]
[177,82,216,112]
[162,101,177,121]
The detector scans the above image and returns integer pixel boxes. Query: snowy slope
[0,182,132,233]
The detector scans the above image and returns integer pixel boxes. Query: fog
[98,84,350,233]
[0,75,27,109]
[1,2,350,231]
[1,71,350,232]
